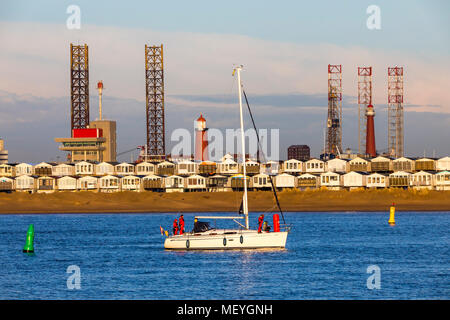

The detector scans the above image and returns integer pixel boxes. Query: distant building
[55,128,107,162]
[287,145,310,161]
[0,139,8,164]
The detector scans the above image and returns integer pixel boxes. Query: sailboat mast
[235,66,249,229]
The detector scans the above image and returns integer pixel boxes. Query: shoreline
[0,189,449,214]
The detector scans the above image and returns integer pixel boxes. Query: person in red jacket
[257,214,264,233]
[173,218,179,235]
[179,214,185,235]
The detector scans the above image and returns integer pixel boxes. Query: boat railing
[279,223,293,233]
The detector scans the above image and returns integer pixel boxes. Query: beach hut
[348,157,370,172]
[99,175,121,192]
[176,160,199,176]
[305,158,325,174]
[37,176,56,193]
[414,158,436,172]
[185,174,207,192]
[0,163,15,177]
[14,163,33,176]
[115,162,135,176]
[320,171,342,190]
[0,176,14,192]
[52,163,75,177]
[297,173,319,190]
[366,173,389,189]
[410,171,434,190]
[33,162,56,176]
[263,160,281,176]
[282,159,303,175]
[217,157,239,175]
[75,161,96,176]
[120,175,142,192]
[274,173,296,189]
[78,176,99,191]
[435,171,450,190]
[156,161,176,176]
[392,157,415,172]
[389,171,411,188]
[163,175,185,193]
[230,174,251,191]
[15,175,36,192]
[95,162,117,176]
[198,161,217,176]
[56,176,78,191]
[142,174,163,192]
[370,156,393,173]
[206,174,229,192]
[325,158,348,173]
[135,161,156,176]
[343,171,367,190]
[436,156,450,171]
[251,173,272,191]
[241,160,261,176]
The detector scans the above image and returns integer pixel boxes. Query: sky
[0,0,449,163]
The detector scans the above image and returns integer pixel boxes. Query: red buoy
[273,214,280,232]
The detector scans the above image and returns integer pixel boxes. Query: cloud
[0,21,449,112]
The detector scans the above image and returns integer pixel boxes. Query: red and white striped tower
[365,104,376,157]
[358,67,372,155]
[194,114,208,161]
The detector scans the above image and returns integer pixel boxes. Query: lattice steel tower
[388,67,404,158]
[357,67,372,155]
[145,44,165,159]
[70,43,90,134]
[325,64,343,156]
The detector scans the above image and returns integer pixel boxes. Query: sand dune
[0,189,449,214]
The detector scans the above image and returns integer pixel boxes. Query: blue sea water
[0,212,448,300]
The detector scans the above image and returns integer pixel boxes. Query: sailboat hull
[164,229,288,250]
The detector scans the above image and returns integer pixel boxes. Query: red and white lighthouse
[195,114,208,161]
[365,104,376,157]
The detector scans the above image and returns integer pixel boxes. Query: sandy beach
[0,189,449,214]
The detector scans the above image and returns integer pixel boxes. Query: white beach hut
[305,159,325,174]
[435,171,450,190]
[274,173,296,189]
[115,162,135,176]
[78,176,99,191]
[319,171,342,190]
[99,175,121,192]
[343,171,367,189]
[95,162,117,176]
[75,161,95,176]
[120,175,142,192]
[282,159,303,175]
[57,176,78,191]
[366,173,389,189]
[135,161,156,176]
[15,163,33,176]
[185,174,207,192]
[410,171,434,190]
[15,175,36,192]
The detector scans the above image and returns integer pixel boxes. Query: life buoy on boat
[186,239,190,248]
[223,238,227,246]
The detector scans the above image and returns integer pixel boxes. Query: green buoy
[23,224,34,253]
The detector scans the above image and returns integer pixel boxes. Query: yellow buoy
[388,204,396,226]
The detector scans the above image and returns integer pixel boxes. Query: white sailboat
[164,66,290,250]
